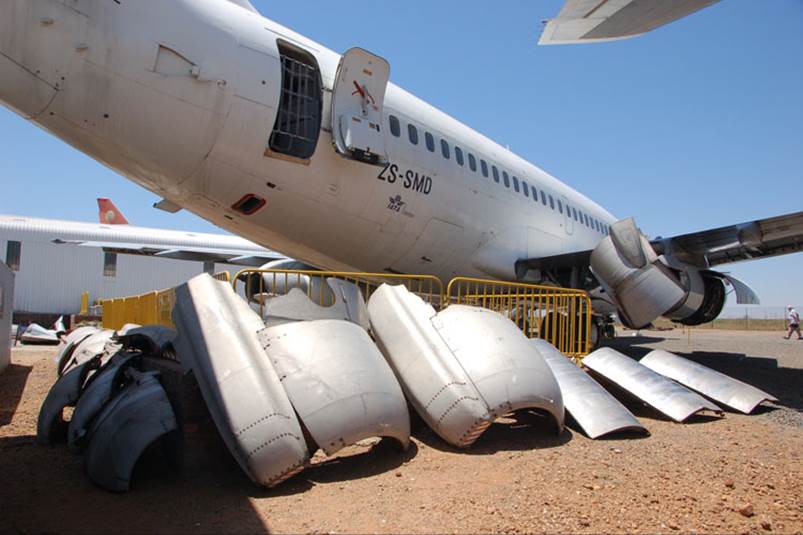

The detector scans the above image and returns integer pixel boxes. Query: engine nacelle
[590,218,726,329]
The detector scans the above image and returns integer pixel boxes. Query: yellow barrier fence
[101,272,231,330]
[446,277,593,360]
[101,270,592,359]
[231,268,444,318]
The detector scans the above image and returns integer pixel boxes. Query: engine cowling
[590,218,726,329]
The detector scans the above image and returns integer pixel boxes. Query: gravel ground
[1,329,801,534]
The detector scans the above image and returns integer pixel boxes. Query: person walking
[785,305,802,340]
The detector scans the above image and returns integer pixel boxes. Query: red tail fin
[97,198,130,225]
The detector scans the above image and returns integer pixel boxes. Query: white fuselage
[0,0,616,284]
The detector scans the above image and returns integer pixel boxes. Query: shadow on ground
[414,409,572,455]
[0,364,32,427]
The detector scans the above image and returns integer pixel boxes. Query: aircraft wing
[652,211,803,268]
[518,211,803,273]
[538,0,721,45]
[53,239,287,267]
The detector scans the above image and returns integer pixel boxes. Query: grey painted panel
[583,348,723,422]
[68,352,140,452]
[640,349,777,414]
[259,278,370,330]
[533,340,645,438]
[37,357,101,444]
[435,306,564,430]
[85,370,178,492]
[0,262,14,373]
[172,273,308,487]
[259,319,409,455]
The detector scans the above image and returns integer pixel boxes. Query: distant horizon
[1,0,801,310]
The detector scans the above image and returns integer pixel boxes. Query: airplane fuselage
[0,0,616,284]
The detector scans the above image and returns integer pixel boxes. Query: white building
[0,215,286,315]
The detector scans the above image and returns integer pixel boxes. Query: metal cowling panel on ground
[583,348,723,422]
[172,273,308,487]
[639,349,777,414]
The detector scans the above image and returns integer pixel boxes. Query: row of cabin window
[388,115,610,236]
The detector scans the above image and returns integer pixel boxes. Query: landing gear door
[331,48,390,166]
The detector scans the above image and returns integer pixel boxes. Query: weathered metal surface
[435,305,564,430]
[68,352,141,453]
[368,284,491,447]
[61,330,116,376]
[172,273,308,487]
[368,284,564,447]
[37,357,101,444]
[583,348,723,422]
[117,325,177,357]
[21,323,60,344]
[534,340,646,438]
[258,278,370,330]
[640,349,777,414]
[85,369,178,492]
[259,319,409,455]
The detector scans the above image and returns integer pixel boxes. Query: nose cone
[0,0,59,119]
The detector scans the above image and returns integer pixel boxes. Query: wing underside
[539,0,721,45]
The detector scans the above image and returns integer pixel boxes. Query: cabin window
[502,171,510,188]
[492,166,500,183]
[584,214,590,226]
[549,195,555,210]
[541,191,547,206]
[5,241,21,271]
[455,146,464,166]
[103,252,117,278]
[522,181,529,198]
[512,176,520,193]
[408,124,419,145]
[441,139,450,159]
[557,199,563,214]
[389,115,400,137]
[480,160,489,177]
[468,154,477,172]
[425,132,435,152]
[573,208,578,221]
[268,41,323,160]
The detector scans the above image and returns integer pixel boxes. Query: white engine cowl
[590,218,726,329]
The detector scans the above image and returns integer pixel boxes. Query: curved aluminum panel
[68,352,140,453]
[117,325,177,357]
[61,330,116,376]
[173,273,308,487]
[63,326,101,346]
[260,278,370,330]
[85,370,178,492]
[259,319,409,455]
[640,349,777,414]
[533,340,646,438]
[37,357,101,444]
[434,306,564,431]
[583,348,723,422]
[367,284,491,447]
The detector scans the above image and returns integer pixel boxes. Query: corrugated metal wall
[1,231,232,315]
[0,262,13,372]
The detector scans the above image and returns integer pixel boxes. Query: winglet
[97,198,130,225]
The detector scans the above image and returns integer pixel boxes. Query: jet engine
[590,218,727,329]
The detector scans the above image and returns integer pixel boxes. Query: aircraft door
[562,196,574,235]
[331,48,390,166]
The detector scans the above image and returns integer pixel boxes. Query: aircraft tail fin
[97,198,130,225]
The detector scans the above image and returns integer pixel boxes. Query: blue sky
[1,0,801,311]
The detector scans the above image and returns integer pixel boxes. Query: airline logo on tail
[97,198,129,225]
